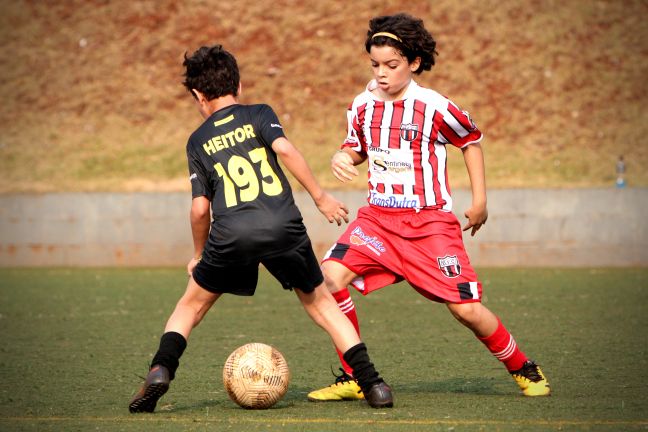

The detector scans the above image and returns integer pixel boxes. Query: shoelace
[331,367,354,385]
[334,368,365,395]
[518,362,543,382]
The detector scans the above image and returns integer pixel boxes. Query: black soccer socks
[151,331,187,380]
[342,342,382,393]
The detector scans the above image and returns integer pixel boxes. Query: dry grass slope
[0,0,646,192]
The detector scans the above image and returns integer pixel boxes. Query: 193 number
[214,147,283,207]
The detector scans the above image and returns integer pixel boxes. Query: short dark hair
[182,45,240,100]
[365,13,438,74]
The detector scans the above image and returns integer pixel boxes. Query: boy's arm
[271,137,349,226]
[461,142,488,236]
[188,195,211,275]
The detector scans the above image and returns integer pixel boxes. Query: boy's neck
[203,94,238,117]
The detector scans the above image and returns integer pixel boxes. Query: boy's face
[369,45,420,101]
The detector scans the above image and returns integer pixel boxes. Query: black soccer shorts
[192,239,324,296]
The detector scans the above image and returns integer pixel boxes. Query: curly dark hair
[365,13,438,74]
[182,45,240,100]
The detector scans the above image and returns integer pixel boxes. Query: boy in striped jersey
[308,13,550,402]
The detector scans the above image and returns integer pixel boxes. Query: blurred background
[0,0,646,267]
[1,0,646,193]
[1,5,646,428]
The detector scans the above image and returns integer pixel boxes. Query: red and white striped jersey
[343,79,483,212]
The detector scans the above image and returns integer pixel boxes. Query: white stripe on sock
[493,337,517,360]
[338,297,355,314]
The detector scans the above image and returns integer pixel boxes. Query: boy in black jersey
[128,45,393,412]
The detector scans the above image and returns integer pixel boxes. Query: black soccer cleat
[128,365,170,413]
[363,381,393,408]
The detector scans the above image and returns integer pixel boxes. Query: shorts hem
[321,257,370,283]
[446,298,482,304]
[192,273,256,297]
[293,273,323,294]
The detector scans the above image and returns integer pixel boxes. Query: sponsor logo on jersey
[400,123,419,141]
[270,123,283,129]
[368,192,419,209]
[189,173,198,181]
[349,226,386,256]
[437,255,461,278]
[371,158,412,174]
[367,146,391,155]
[372,158,388,172]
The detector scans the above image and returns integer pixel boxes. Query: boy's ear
[191,89,204,101]
[410,56,422,72]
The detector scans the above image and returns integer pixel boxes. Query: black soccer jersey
[187,104,307,265]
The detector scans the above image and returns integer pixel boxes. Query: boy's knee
[321,261,355,294]
[447,302,483,326]
[323,274,345,294]
[177,292,216,314]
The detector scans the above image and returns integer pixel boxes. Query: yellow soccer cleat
[510,360,551,396]
[308,369,365,402]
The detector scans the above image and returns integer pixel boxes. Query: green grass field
[0,268,646,431]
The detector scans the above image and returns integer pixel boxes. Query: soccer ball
[223,342,290,409]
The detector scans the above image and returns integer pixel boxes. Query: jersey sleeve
[255,104,286,146]
[437,100,483,148]
[342,102,366,155]
[186,140,213,200]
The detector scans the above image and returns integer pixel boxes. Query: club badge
[437,255,461,278]
[400,123,419,141]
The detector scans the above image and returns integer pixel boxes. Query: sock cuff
[477,316,504,342]
[151,331,188,380]
[475,317,528,371]
[342,342,382,393]
[332,288,351,304]
[342,342,366,364]
[163,331,188,350]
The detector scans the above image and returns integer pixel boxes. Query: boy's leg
[446,302,550,396]
[307,260,366,402]
[327,262,361,375]
[129,277,221,413]
[163,277,221,339]
[296,283,393,408]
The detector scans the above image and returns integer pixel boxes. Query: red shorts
[322,205,482,304]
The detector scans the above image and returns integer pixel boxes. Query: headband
[372,32,402,43]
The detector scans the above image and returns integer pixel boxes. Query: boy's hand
[331,151,359,182]
[315,191,349,226]
[463,204,488,236]
[187,256,201,276]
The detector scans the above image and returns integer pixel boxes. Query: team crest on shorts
[437,255,461,278]
[400,123,419,141]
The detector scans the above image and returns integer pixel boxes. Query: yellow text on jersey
[202,124,256,155]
